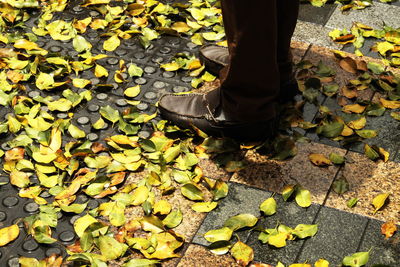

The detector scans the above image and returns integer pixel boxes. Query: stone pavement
[0,1,399,266]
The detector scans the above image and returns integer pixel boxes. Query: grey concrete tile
[325,2,400,30]
[298,3,338,26]
[192,183,272,246]
[246,197,319,265]
[297,206,369,265]
[293,21,343,49]
[348,110,400,161]
[342,38,381,59]
[358,219,400,266]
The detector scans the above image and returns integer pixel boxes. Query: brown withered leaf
[356,60,368,72]
[334,34,356,44]
[339,57,358,74]
[5,147,25,161]
[381,221,397,239]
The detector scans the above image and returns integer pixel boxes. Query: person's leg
[217,0,279,122]
[277,0,300,82]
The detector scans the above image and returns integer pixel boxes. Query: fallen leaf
[309,153,332,166]
[372,193,390,214]
[381,221,397,239]
[230,241,254,266]
[0,224,19,246]
[259,197,277,216]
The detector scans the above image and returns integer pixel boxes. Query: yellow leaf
[309,153,331,166]
[14,39,41,51]
[153,200,172,215]
[124,85,141,98]
[131,186,149,206]
[268,232,287,248]
[372,193,390,214]
[230,241,254,266]
[380,98,400,109]
[378,147,390,162]
[347,116,366,130]
[314,259,329,267]
[0,225,19,246]
[72,78,91,89]
[342,104,366,114]
[95,64,108,78]
[103,35,120,52]
[171,22,191,33]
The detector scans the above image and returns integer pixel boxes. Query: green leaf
[292,224,318,239]
[74,214,98,238]
[123,259,160,267]
[162,209,182,228]
[60,203,87,214]
[329,152,345,165]
[367,62,384,74]
[347,198,358,208]
[295,187,312,208]
[73,35,92,53]
[68,124,86,139]
[355,129,378,139]
[223,214,258,231]
[98,235,128,260]
[282,185,296,201]
[333,177,349,195]
[100,105,120,123]
[364,144,380,161]
[259,197,277,216]
[203,227,233,243]
[212,181,229,201]
[35,72,54,90]
[128,63,143,77]
[342,251,370,267]
[230,241,254,266]
[103,35,120,51]
[181,183,204,201]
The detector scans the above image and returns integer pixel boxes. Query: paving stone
[198,158,232,182]
[325,151,400,224]
[231,142,344,204]
[293,21,342,49]
[192,183,272,246]
[349,110,400,160]
[177,244,239,267]
[298,3,337,25]
[325,2,400,30]
[358,219,400,266]
[246,197,319,265]
[297,206,368,265]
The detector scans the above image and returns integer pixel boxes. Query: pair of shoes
[199,45,298,103]
[158,90,278,142]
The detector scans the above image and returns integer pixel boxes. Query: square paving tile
[348,111,400,161]
[358,219,400,266]
[297,206,369,265]
[231,142,345,204]
[325,151,400,224]
[192,183,272,246]
[298,3,337,25]
[325,2,400,30]
[293,21,342,49]
[177,244,239,267]
[246,196,319,265]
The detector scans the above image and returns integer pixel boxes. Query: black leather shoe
[158,90,278,142]
[199,45,299,103]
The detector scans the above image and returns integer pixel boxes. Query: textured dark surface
[296,206,369,265]
[192,183,272,246]
[298,2,338,26]
[246,198,319,265]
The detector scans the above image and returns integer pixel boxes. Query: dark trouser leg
[218,0,280,122]
[277,0,300,81]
